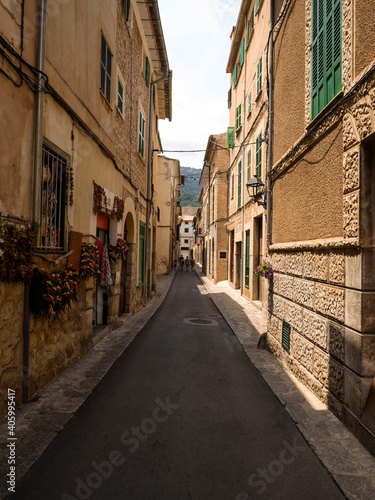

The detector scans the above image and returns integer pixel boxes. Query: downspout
[143,71,170,305]
[266,0,274,247]
[23,0,47,402]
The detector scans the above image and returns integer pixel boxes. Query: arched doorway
[119,212,135,315]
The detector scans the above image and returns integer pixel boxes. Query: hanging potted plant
[254,261,274,280]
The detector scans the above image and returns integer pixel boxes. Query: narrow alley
[10,271,345,500]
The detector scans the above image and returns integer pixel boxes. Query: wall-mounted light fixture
[246,175,267,209]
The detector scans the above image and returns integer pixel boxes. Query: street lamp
[246,175,267,209]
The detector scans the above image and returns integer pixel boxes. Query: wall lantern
[246,175,267,209]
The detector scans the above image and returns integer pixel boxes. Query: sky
[157,0,239,170]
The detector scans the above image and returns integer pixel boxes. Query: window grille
[38,145,67,251]
[138,111,145,156]
[117,78,124,114]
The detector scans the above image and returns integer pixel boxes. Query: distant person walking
[179,255,184,271]
[185,256,190,272]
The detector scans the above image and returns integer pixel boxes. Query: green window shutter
[228,87,232,108]
[138,111,145,156]
[123,0,131,21]
[237,160,242,208]
[257,56,262,94]
[240,39,245,67]
[138,222,145,285]
[247,149,251,181]
[255,133,262,191]
[245,230,250,287]
[311,0,342,118]
[117,78,124,114]
[247,91,252,115]
[233,64,238,88]
[145,57,150,87]
[255,0,260,15]
[246,9,254,48]
[227,126,235,149]
[236,104,242,131]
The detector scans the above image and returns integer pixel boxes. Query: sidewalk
[195,265,375,500]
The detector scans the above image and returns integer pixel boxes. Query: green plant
[254,261,274,280]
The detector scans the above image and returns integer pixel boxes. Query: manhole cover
[190,319,213,324]
[183,317,218,326]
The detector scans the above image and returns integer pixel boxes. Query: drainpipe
[143,71,170,305]
[266,0,274,248]
[23,0,47,402]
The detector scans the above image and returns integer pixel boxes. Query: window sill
[307,91,344,131]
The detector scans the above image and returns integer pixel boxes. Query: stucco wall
[272,0,306,164]
[272,125,343,243]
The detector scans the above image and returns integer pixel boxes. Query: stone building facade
[199,133,229,283]
[268,0,375,454]
[226,0,270,307]
[0,0,173,417]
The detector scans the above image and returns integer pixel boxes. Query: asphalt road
[11,271,345,499]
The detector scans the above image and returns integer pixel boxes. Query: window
[117,78,124,115]
[247,148,252,181]
[184,228,189,233]
[233,63,238,88]
[228,88,232,108]
[236,104,242,132]
[255,0,263,15]
[240,39,245,67]
[237,160,242,208]
[256,56,262,95]
[255,133,262,190]
[38,144,67,251]
[247,90,252,116]
[311,0,342,119]
[227,126,235,149]
[245,230,250,288]
[246,8,254,48]
[100,33,112,102]
[184,239,188,244]
[123,0,131,22]
[212,183,215,220]
[138,222,145,285]
[144,56,150,87]
[138,110,145,156]
[231,173,234,199]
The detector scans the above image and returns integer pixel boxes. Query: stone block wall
[268,248,375,444]
[0,283,24,416]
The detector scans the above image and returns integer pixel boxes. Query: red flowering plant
[30,264,79,320]
[254,261,274,280]
[80,242,100,280]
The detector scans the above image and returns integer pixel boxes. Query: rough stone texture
[0,282,24,416]
[303,309,328,350]
[316,283,345,322]
[329,321,345,363]
[268,313,281,342]
[284,299,303,333]
[286,252,303,276]
[278,273,294,301]
[329,250,345,285]
[352,98,374,141]
[293,276,315,309]
[343,148,360,194]
[271,250,286,274]
[293,332,314,372]
[343,191,360,240]
[304,251,329,281]
[343,113,360,151]
[345,328,375,376]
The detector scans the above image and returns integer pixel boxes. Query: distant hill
[179,167,202,207]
